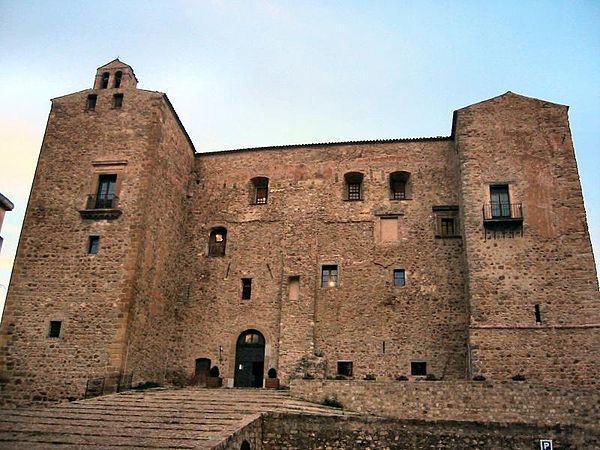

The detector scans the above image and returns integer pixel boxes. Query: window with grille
[393,269,405,287]
[390,171,410,200]
[344,172,364,201]
[321,265,338,288]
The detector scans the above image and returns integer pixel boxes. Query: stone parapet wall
[290,379,599,427]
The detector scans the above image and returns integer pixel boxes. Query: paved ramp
[0,388,349,449]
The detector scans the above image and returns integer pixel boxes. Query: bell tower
[93,58,138,90]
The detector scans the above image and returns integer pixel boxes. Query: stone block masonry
[0,60,598,411]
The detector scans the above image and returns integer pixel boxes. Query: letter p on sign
[540,440,552,450]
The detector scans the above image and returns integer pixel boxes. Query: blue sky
[0,0,599,309]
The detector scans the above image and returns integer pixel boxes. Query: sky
[0,0,599,310]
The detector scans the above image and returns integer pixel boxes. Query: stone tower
[454,93,599,384]
[0,60,195,403]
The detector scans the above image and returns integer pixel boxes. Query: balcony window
[95,174,117,209]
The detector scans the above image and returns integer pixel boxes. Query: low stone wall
[261,413,597,450]
[289,379,599,427]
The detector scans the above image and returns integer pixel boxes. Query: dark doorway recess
[234,330,265,388]
[194,358,211,386]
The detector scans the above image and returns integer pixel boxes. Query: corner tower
[0,60,195,404]
[455,92,599,385]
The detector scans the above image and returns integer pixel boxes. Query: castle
[0,59,598,405]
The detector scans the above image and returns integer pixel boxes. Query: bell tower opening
[93,59,138,90]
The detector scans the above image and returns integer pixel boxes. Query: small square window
[87,94,97,111]
[242,278,252,300]
[113,94,124,108]
[321,265,338,288]
[88,236,100,254]
[337,361,353,377]
[411,361,426,376]
[393,269,405,287]
[48,321,62,338]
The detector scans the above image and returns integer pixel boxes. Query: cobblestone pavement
[0,388,349,449]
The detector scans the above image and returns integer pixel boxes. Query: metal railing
[483,202,523,221]
[86,194,118,210]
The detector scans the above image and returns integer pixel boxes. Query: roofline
[196,136,452,157]
[0,192,14,211]
[161,94,197,154]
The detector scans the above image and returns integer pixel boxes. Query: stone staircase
[0,388,350,449]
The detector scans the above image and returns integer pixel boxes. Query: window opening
[100,72,110,89]
[411,361,427,376]
[87,94,97,111]
[393,269,405,287]
[242,332,263,345]
[88,236,100,254]
[390,171,410,200]
[95,174,117,208]
[114,71,122,88]
[344,172,364,201]
[208,228,227,256]
[251,177,269,204]
[48,321,62,338]
[535,304,542,323]
[242,278,252,300]
[441,218,456,236]
[337,361,353,377]
[321,265,338,287]
[113,93,124,108]
[490,184,510,218]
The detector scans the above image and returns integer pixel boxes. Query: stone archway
[234,330,265,388]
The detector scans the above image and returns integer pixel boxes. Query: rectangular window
[88,236,100,254]
[347,183,361,200]
[87,94,97,111]
[321,265,338,288]
[393,269,405,287]
[411,361,426,376]
[440,218,456,236]
[95,174,117,208]
[535,304,542,323]
[242,278,252,300]
[48,321,62,338]
[337,361,353,377]
[113,93,124,108]
[490,184,510,218]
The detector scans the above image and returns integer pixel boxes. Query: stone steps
[0,388,350,449]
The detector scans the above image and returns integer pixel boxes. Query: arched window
[100,72,110,89]
[240,441,251,450]
[390,171,410,200]
[114,71,123,88]
[250,177,269,205]
[208,227,227,256]
[344,172,364,201]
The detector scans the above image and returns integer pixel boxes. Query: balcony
[483,202,523,222]
[79,194,122,220]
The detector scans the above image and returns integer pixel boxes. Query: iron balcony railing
[86,194,118,210]
[483,202,523,221]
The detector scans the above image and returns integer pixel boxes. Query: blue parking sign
[540,440,552,450]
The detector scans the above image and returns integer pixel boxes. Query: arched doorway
[194,358,211,386]
[234,330,265,388]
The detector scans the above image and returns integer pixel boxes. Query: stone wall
[0,77,194,404]
[259,413,598,450]
[455,92,600,384]
[290,379,599,427]
[174,138,469,385]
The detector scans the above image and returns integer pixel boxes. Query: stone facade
[0,60,598,405]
